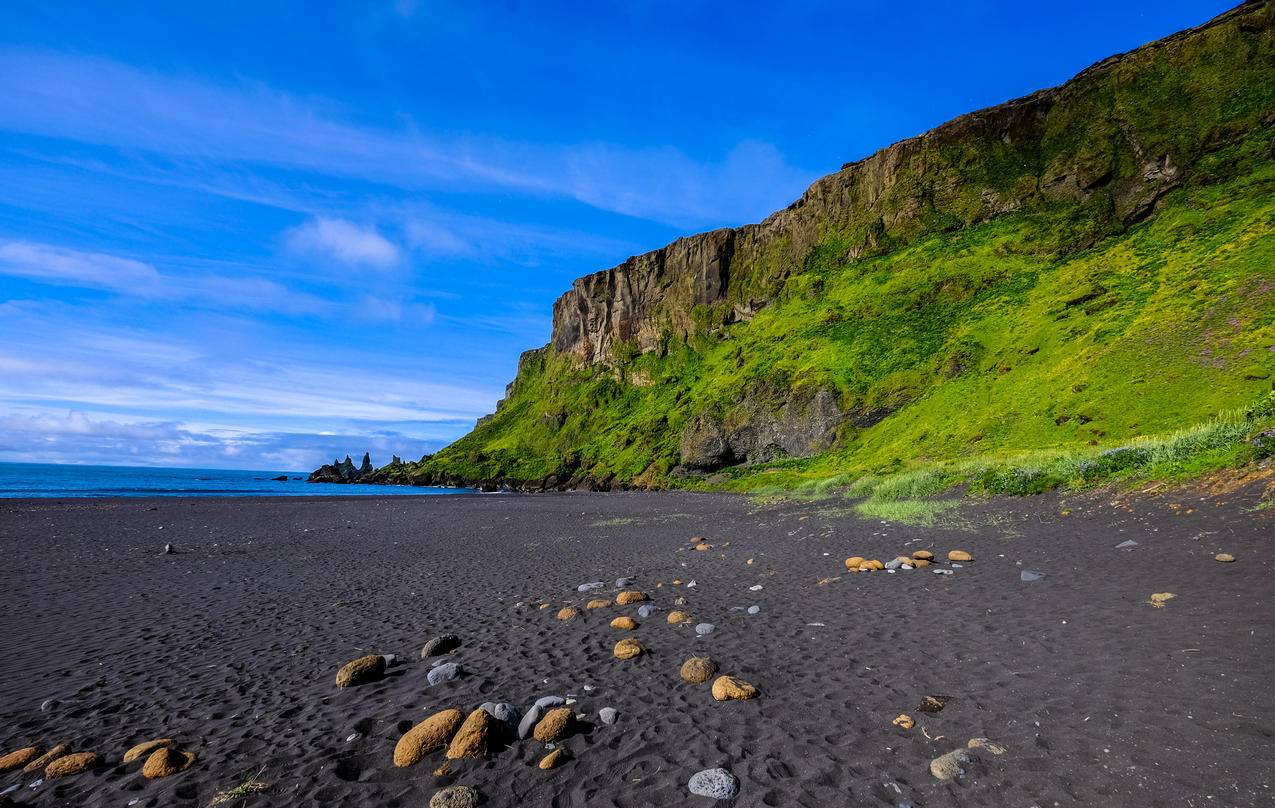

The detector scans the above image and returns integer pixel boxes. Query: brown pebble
[142,747,195,779]
[45,752,99,778]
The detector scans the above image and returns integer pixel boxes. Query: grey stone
[616,577,634,587]
[933,569,953,575]
[930,748,973,780]
[885,558,903,570]
[430,784,480,808]
[517,705,543,739]
[534,695,565,710]
[380,653,398,667]
[637,604,657,618]
[599,707,618,725]
[163,543,174,554]
[688,767,739,800]
[1020,570,1044,582]
[1115,539,1139,550]
[427,662,462,686]
[420,634,461,657]
[480,701,521,731]
[747,605,760,615]
[695,623,716,636]
[577,582,605,592]
[40,698,59,711]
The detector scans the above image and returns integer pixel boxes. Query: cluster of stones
[844,548,972,572]
[0,737,196,782]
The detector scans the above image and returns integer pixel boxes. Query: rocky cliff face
[548,3,1266,369]
[385,0,1274,490]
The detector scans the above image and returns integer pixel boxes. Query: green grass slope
[399,3,1275,494]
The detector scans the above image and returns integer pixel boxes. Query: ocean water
[0,462,473,498]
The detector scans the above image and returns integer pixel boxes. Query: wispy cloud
[0,240,162,293]
[0,48,815,228]
[285,217,402,267]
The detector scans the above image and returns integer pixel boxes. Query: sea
[0,462,473,498]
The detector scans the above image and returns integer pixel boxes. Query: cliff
[390,1,1275,491]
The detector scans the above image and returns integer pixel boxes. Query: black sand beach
[1,478,1272,807]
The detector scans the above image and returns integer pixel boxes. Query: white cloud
[0,48,816,229]
[0,240,162,293]
[285,217,402,267]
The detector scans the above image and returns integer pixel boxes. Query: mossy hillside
[410,156,1275,488]
[402,5,1275,489]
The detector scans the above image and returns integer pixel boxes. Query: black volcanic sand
[1,481,1272,808]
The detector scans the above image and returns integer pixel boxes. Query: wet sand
[1,480,1272,807]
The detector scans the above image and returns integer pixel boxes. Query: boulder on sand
[844,556,865,570]
[711,675,759,701]
[335,654,386,687]
[912,550,934,561]
[680,656,717,684]
[394,709,465,767]
[428,662,462,686]
[585,598,612,610]
[667,610,691,624]
[947,550,973,562]
[142,747,196,778]
[0,747,40,772]
[615,591,649,605]
[123,738,173,764]
[533,707,575,742]
[420,634,461,657]
[557,607,580,621]
[538,748,566,770]
[614,638,645,660]
[45,752,99,778]
[23,744,66,773]
[446,708,499,759]
[430,785,480,808]
[610,616,638,630]
[930,748,973,780]
[688,767,739,800]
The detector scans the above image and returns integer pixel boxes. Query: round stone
[420,634,461,657]
[430,784,480,808]
[599,707,619,725]
[637,604,657,618]
[688,767,739,800]
[746,605,760,615]
[679,656,717,684]
[695,622,715,636]
[614,638,645,660]
[947,550,973,562]
[427,662,462,686]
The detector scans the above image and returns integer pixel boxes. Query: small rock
[577,582,605,592]
[0,748,40,772]
[533,707,575,742]
[929,748,972,780]
[695,622,715,636]
[1149,592,1176,608]
[892,714,915,729]
[39,699,58,712]
[141,747,195,779]
[615,591,649,605]
[912,550,934,561]
[637,604,657,618]
[538,747,566,770]
[534,695,566,710]
[44,752,99,778]
[667,611,691,624]
[610,616,638,630]
[844,556,865,570]
[122,739,173,764]
[711,675,758,701]
[694,542,711,551]
[746,605,760,615]
[163,543,174,554]
[933,568,953,575]
[479,702,521,732]
[394,709,465,767]
[1020,570,1044,582]
[427,662,462,686]
[22,745,66,773]
[947,550,972,562]
[680,656,718,684]
[1115,539,1139,550]
[616,577,634,587]
[688,767,738,800]
[420,634,461,657]
[335,654,385,688]
[1215,553,1235,563]
[911,558,931,568]
[599,707,619,725]
[557,606,580,621]
[917,695,946,713]
[430,784,480,808]
[445,708,499,759]
[614,638,645,660]
[517,705,544,740]
[585,598,612,610]
[748,584,762,591]
[884,558,903,570]
[967,737,1007,755]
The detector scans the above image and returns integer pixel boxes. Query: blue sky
[0,1,1232,471]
